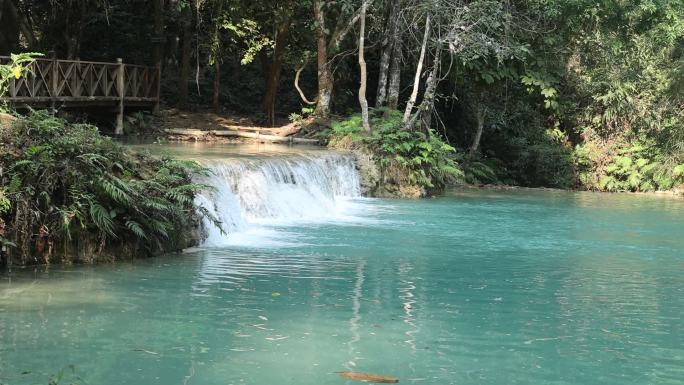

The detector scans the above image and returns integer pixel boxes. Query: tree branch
[294,63,318,105]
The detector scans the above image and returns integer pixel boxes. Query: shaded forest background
[1,0,684,191]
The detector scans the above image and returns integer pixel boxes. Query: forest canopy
[1,0,684,192]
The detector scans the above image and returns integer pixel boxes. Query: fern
[89,202,116,237]
[96,177,133,206]
[125,220,147,239]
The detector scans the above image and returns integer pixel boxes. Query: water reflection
[346,259,365,370]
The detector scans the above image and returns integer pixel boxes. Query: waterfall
[195,151,362,247]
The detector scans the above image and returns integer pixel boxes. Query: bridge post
[115,58,124,135]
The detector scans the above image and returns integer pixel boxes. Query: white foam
[194,152,367,248]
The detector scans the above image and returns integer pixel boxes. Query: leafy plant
[582,141,684,192]
[330,109,463,192]
[0,110,220,266]
[288,107,315,124]
[0,53,42,110]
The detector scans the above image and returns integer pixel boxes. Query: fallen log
[164,129,320,144]
[336,371,399,383]
[216,124,275,135]
[217,122,305,137]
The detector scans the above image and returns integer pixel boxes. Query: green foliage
[331,109,464,191]
[0,53,42,109]
[456,157,501,185]
[288,107,315,124]
[577,140,684,192]
[221,19,274,65]
[0,111,218,266]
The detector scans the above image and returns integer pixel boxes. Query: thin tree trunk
[387,38,402,110]
[211,0,223,114]
[294,63,318,105]
[376,0,399,107]
[358,1,370,131]
[178,4,192,108]
[313,0,332,118]
[152,0,164,113]
[412,48,441,132]
[469,107,485,157]
[403,14,431,126]
[262,16,291,127]
[212,59,221,113]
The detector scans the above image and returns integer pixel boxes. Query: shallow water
[1,147,684,385]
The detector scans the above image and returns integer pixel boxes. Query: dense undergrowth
[327,109,684,195]
[327,109,464,197]
[0,111,217,267]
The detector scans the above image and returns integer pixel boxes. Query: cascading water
[194,151,362,247]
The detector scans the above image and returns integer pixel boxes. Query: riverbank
[452,183,684,198]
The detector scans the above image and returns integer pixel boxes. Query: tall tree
[178,3,193,108]
[303,0,370,118]
[262,6,293,126]
[376,0,401,107]
[403,13,430,126]
[358,0,370,131]
[152,0,165,113]
[312,0,333,117]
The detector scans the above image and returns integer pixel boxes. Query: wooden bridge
[0,56,160,134]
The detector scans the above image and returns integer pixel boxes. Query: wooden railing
[0,56,159,103]
[0,56,160,134]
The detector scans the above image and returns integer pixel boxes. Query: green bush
[577,140,684,192]
[0,111,218,266]
[330,109,463,191]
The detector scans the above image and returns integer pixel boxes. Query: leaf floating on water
[132,348,159,355]
[336,371,399,383]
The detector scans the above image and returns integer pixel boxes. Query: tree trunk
[0,0,20,53]
[469,107,485,158]
[387,38,402,110]
[212,59,221,113]
[178,4,193,108]
[376,0,400,107]
[403,14,431,127]
[152,0,165,113]
[4,0,35,48]
[358,1,370,131]
[313,0,332,118]
[412,48,441,132]
[262,16,291,127]
[211,0,223,114]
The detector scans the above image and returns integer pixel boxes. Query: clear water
[2,147,684,385]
